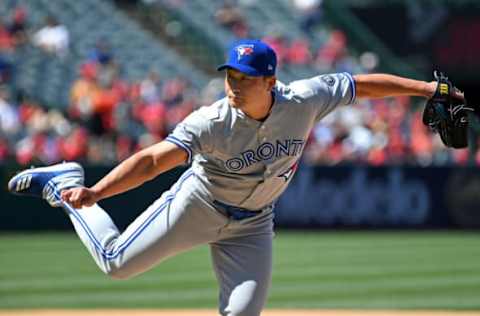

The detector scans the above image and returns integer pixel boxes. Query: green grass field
[0,231,479,310]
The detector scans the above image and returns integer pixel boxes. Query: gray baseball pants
[60,169,274,316]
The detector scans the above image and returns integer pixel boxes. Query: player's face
[225,69,272,108]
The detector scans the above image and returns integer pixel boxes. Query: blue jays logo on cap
[217,39,277,77]
[236,44,254,60]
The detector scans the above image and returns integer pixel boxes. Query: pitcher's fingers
[70,195,84,209]
[61,189,72,201]
[70,189,83,203]
[71,200,81,209]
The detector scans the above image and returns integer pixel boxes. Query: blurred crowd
[0,3,478,167]
[211,0,374,74]
[0,5,199,166]
[66,45,197,165]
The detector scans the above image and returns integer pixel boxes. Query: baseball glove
[422,71,475,149]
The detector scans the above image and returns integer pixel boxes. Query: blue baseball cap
[217,39,277,77]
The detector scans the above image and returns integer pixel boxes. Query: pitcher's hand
[61,187,100,208]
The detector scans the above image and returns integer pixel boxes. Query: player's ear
[265,76,276,90]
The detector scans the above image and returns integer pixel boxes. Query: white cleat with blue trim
[8,162,85,207]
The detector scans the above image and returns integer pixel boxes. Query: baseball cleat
[8,162,85,207]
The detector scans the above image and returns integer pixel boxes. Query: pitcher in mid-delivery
[9,39,444,315]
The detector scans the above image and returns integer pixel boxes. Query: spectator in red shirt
[0,18,14,52]
[286,38,312,65]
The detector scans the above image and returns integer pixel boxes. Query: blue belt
[213,200,264,220]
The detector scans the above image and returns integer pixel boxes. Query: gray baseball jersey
[166,72,355,210]
[56,72,355,316]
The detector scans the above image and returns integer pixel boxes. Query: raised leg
[60,170,227,279]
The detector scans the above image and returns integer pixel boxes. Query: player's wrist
[88,186,103,202]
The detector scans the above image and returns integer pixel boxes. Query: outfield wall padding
[1,164,479,230]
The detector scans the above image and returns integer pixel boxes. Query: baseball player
[8,39,462,316]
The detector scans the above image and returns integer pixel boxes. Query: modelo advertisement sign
[275,165,480,228]
[1,165,480,230]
